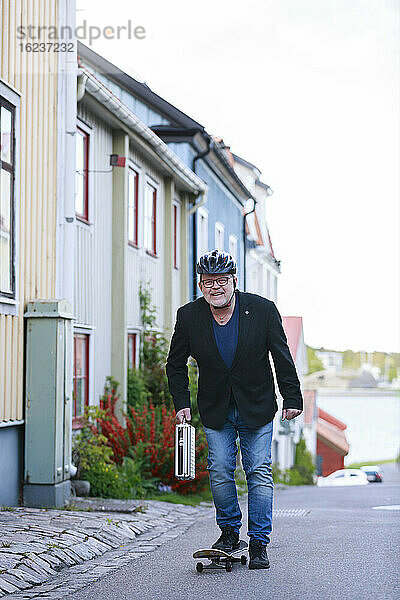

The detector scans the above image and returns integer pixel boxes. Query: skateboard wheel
[241,555,247,565]
[196,562,204,573]
[226,561,232,572]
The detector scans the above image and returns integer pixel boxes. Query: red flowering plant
[96,376,209,495]
[89,283,210,497]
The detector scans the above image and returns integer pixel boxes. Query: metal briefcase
[175,419,196,480]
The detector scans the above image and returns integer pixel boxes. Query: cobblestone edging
[0,499,212,599]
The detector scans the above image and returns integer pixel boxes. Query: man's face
[198,273,237,308]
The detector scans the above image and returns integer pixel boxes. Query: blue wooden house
[78,43,254,301]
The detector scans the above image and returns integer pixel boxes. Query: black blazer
[166,290,303,429]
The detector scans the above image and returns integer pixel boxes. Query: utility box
[23,300,74,507]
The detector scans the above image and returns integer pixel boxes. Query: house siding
[127,145,165,331]
[0,0,60,505]
[76,102,113,406]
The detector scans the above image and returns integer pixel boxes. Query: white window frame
[144,177,159,256]
[272,274,278,302]
[197,206,208,257]
[215,221,224,251]
[172,198,181,269]
[127,165,140,247]
[228,234,238,261]
[0,79,20,316]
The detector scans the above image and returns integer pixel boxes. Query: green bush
[284,435,315,485]
[306,346,324,374]
[120,445,160,499]
[272,435,315,486]
[84,458,128,499]
[271,463,285,484]
[294,435,315,483]
[285,464,313,486]
[72,407,129,498]
[285,467,307,486]
[127,368,147,410]
[138,283,172,407]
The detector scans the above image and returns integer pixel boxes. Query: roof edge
[80,65,207,194]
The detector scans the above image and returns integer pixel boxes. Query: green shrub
[294,435,315,483]
[271,463,285,484]
[127,368,147,410]
[283,435,315,485]
[285,464,313,486]
[72,407,129,498]
[272,436,315,486]
[138,283,172,407]
[306,346,324,374]
[84,459,128,499]
[120,442,160,498]
[285,467,307,486]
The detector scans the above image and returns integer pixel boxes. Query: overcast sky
[77,0,399,353]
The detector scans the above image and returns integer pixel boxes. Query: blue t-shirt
[211,294,239,369]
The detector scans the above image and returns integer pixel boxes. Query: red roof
[318,408,347,431]
[317,419,349,456]
[282,316,303,361]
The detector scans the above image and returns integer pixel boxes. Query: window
[75,127,89,221]
[128,168,139,246]
[173,200,180,269]
[215,222,224,251]
[73,333,89,420]
[197,207,208,257]
[271,274,277,302]
[228,234,237,261]
[0,97,15,298]
[144,182,157,255]
[266,268,271,298]
[128,333,137,370]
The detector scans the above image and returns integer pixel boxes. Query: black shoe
[249,539,270,569]
[212,525,240,552]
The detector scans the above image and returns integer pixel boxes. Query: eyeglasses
[201,276,230,288]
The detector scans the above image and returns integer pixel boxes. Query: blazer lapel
[231,291,252,370]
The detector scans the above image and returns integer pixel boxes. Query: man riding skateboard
[166,250,303,569]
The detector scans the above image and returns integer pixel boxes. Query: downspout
[243,199,256,292]
[191,137,213,300]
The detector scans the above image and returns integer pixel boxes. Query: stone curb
[0,499,212,598]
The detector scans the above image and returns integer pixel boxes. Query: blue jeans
[203,404,274,545]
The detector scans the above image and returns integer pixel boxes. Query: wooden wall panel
[0,0,59,422]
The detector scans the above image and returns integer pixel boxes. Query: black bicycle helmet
[196,250,237,275]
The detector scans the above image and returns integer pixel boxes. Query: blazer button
[245,310,249,315]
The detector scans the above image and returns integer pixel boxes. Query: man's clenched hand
[282,409,302,421]
[176,408,191,423]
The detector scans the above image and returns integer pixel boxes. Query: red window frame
[145,182,157,256]
[127,333,137,370]
[75,127,89,222]
[128,168,139,247]
[0,97,16,298]
[73,333,89,427]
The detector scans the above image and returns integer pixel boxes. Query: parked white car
[317,468,369,487]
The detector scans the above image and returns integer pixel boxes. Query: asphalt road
[68,470,399,600]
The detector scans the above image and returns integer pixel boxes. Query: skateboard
[193,540,248,572]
